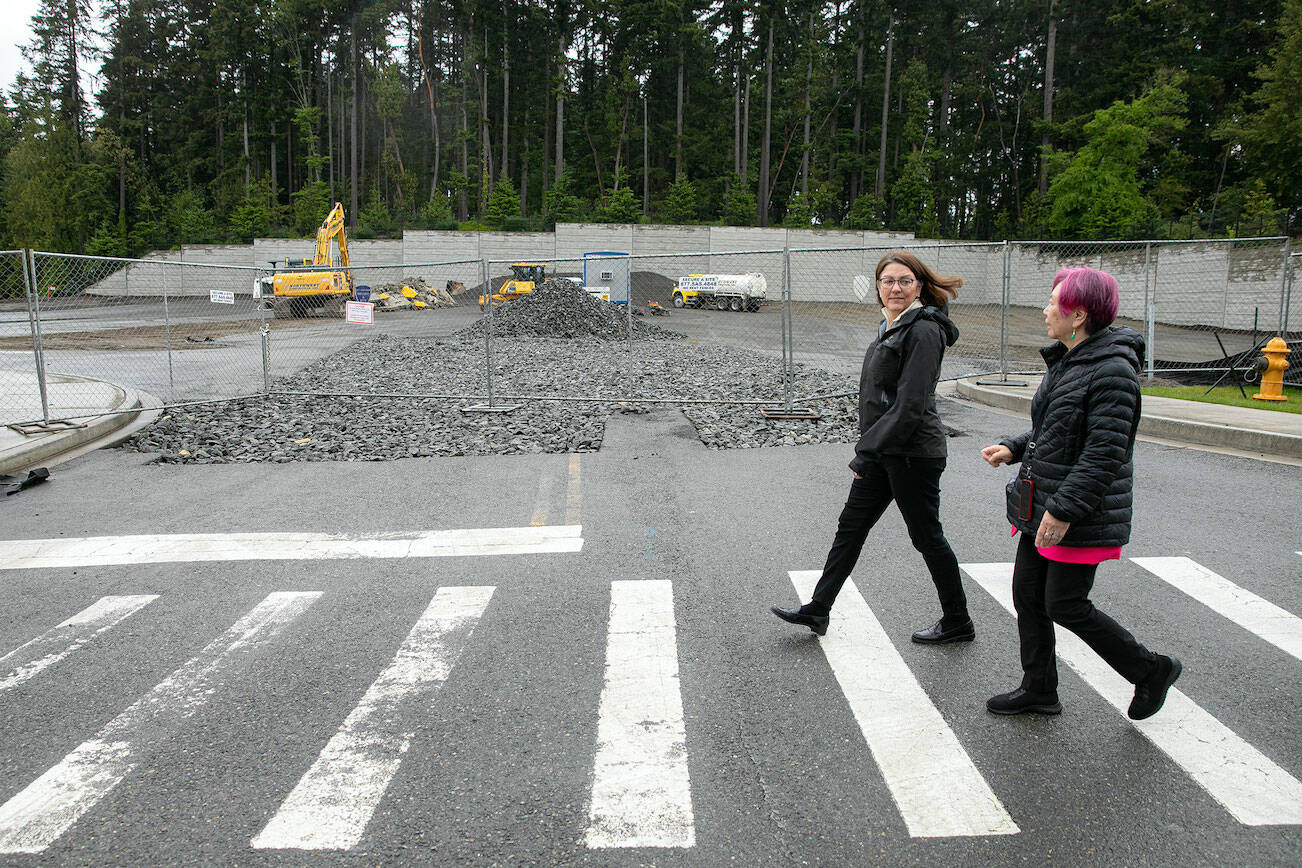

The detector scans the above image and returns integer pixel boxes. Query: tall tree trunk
[742,72,750,185]
[936,10,954,231]
[1038,0,1057,195]
[65,0,83,160]
[243,103,250,193]
[520,135,529,215]
[734,63,741,176]
[827,4,841,197]
[271,119,278,198]
[675,44,685,178]
[555,34,566,181]
[458,27,470,220]
[500,21,509,186]
[643,93,649,214]
[876,12,895,197]
[851,24,863,201]
[350,24,358,226]
[418,19,441,200]
[480,25,492,213]
[800,12,813,197]
[543,52,552,192]
[327,70,334,201]
[757,16,774,226]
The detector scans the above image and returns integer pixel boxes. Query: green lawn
[1141,383,1302,414]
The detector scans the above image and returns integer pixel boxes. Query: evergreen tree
[484,175,522,227]
[660,175,699,224]
[1046,81,1187,239]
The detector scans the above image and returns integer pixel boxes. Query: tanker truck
[671,273,767,311]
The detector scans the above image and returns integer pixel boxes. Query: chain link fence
[2,238,1295,429]
[1002,238,1295,384]
[0,250,35,422]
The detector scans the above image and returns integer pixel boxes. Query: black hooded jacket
[850,304,960,472]
[1001,326,1146,547]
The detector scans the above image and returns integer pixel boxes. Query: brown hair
[874,250,962,308]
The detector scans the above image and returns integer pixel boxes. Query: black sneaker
[770,605,829,637]
[986,687,1062,715]
[1128,655,1182,720]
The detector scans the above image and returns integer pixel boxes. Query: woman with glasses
[772,250,974,644]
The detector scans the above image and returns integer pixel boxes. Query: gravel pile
[120,332,870,463]
[461,278,684,341]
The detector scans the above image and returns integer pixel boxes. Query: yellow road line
[565,454,582,526]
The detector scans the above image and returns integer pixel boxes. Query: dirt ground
[0,316,326,351]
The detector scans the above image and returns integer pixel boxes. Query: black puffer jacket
[850,304,960,472]
[1001,326,1145,547]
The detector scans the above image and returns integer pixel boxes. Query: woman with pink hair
[980,266,1181,720]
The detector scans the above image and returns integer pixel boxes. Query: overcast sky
[4,0,108,100]
[2,0,40,94]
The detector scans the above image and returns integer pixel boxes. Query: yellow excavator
[262,202,355,317]
[478,262,547,308]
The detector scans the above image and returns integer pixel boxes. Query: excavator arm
[313,203,347,266]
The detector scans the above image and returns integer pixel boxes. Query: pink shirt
[1012,527,1121,565]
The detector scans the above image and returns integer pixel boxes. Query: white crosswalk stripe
[585,580,694,848]
[0,543,1297,854]
[789,571,1019,838]
[0,526,584,569]
[1,595,158,695]
[0,592,321,854]
[962,562,1302,826]
[251,586,495,851]
[1131,556,1302,663]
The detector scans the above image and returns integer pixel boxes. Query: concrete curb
[0,379,156,475]
[955,378,1302,459]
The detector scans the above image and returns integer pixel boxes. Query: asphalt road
[0,395,1298,866]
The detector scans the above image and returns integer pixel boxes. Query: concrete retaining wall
[78,228,1288,330]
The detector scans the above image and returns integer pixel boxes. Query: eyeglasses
[876,277,916,289]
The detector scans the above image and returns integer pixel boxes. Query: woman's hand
[1036,510,1071,548]
[981,444,1012,467]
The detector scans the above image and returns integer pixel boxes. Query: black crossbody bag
[1015,440,1037,521]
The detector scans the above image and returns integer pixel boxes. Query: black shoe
[1128,655,1182,720]
[911,618,975,644]
[770,605,829,636]
[986,687,1062,715]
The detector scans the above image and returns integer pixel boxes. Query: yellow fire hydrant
[1252,337,1290,402]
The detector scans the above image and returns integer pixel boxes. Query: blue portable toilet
[583,251,631,304]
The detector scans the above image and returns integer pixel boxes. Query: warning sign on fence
[345,301,374,324]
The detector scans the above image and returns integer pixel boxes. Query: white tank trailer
[671,273,768,311]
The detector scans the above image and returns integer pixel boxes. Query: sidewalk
[954,374,1302,462]
[2,372,1300,475]
[0,373,159,475]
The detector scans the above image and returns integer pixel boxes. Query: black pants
[1012,532,1157,692]
[809,454,967,622]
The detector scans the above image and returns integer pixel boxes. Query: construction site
[2,214,1296,464]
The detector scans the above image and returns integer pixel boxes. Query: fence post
[1279,238,1292,336]
[23,249,51,425]
[782,242,794,411]
[976,241,1024,386]
[258,269,271,392]
[160,260,176,393]
[1286,252,1296,338]
[1144,242,1155,381]
[482,258,494,407]
[1001,240,1010,378]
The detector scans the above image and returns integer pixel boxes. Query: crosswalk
[1,535,1299,854]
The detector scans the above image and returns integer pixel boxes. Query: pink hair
[1053,267,1119,335]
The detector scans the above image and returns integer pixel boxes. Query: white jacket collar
[881,299,923,332]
